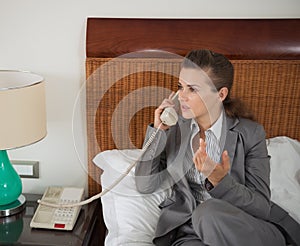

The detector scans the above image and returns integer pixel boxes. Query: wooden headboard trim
[86,18,300,59]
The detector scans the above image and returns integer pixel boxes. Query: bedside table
[0,193,105,246]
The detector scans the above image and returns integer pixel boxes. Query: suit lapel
[167,119,191,184]
[223,116,239,168]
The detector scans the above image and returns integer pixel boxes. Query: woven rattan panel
[86,58,300,195]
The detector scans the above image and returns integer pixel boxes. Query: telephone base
[0,194,26,217]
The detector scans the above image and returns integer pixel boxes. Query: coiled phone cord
[37,122,164,208]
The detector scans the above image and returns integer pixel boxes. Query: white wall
[0,0,299,195]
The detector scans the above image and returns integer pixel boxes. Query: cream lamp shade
[0,71,47,150]
[0,70,46,217]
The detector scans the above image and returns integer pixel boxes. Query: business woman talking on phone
[135,49,300,246]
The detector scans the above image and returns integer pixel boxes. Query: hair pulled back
[182,49,254,120]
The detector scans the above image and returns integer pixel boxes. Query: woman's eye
[189,86,200,93]
[177,84,183,90]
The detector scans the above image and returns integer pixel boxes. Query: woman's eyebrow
[178,81,201,88]
[188,84,201,88]
[186,84,202,90]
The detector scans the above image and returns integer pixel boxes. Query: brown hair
[182,49,254,120]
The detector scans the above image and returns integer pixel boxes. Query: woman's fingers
[168,91,176,100]
[193,138,217,178]
[193,138,207,170]
[221,150,230,172]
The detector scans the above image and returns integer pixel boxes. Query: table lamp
[0,70,46,217]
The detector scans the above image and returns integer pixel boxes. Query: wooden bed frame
[85,18,300,244]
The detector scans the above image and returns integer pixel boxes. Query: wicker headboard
[85,19,300,243]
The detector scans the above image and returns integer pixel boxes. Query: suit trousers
[172,199,286,246]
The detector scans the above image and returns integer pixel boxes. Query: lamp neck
[0,150,9,165]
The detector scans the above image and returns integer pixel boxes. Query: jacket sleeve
[135,125,169,194]
[209,123,271,220]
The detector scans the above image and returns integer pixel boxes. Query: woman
[135,50,290,246]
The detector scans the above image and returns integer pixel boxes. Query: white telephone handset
[160,91,179,126]
[160,107,178,126]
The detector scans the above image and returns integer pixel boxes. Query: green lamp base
[0,195,26,217]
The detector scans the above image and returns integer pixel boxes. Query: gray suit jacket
[135,115,300,246]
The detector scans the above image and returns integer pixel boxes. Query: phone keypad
[51,199,80,224]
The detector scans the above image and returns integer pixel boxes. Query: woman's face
[178,67,223,124]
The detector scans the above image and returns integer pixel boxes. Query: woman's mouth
[181,105,190,111]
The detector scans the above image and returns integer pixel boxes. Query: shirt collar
[190,111,224,141]
[208,110,223,141]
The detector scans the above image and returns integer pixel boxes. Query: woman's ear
[218,87,228,102]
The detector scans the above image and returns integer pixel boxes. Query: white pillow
[93,149,172,246]
[267,136,300,224]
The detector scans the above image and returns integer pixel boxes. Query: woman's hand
[154,92,176,130]
[193,138,230,187]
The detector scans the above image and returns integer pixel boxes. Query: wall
[0,0,299,195]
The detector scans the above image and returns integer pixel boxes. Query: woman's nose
[178,90,188,101]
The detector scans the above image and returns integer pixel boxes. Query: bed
[85,18,300,245]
